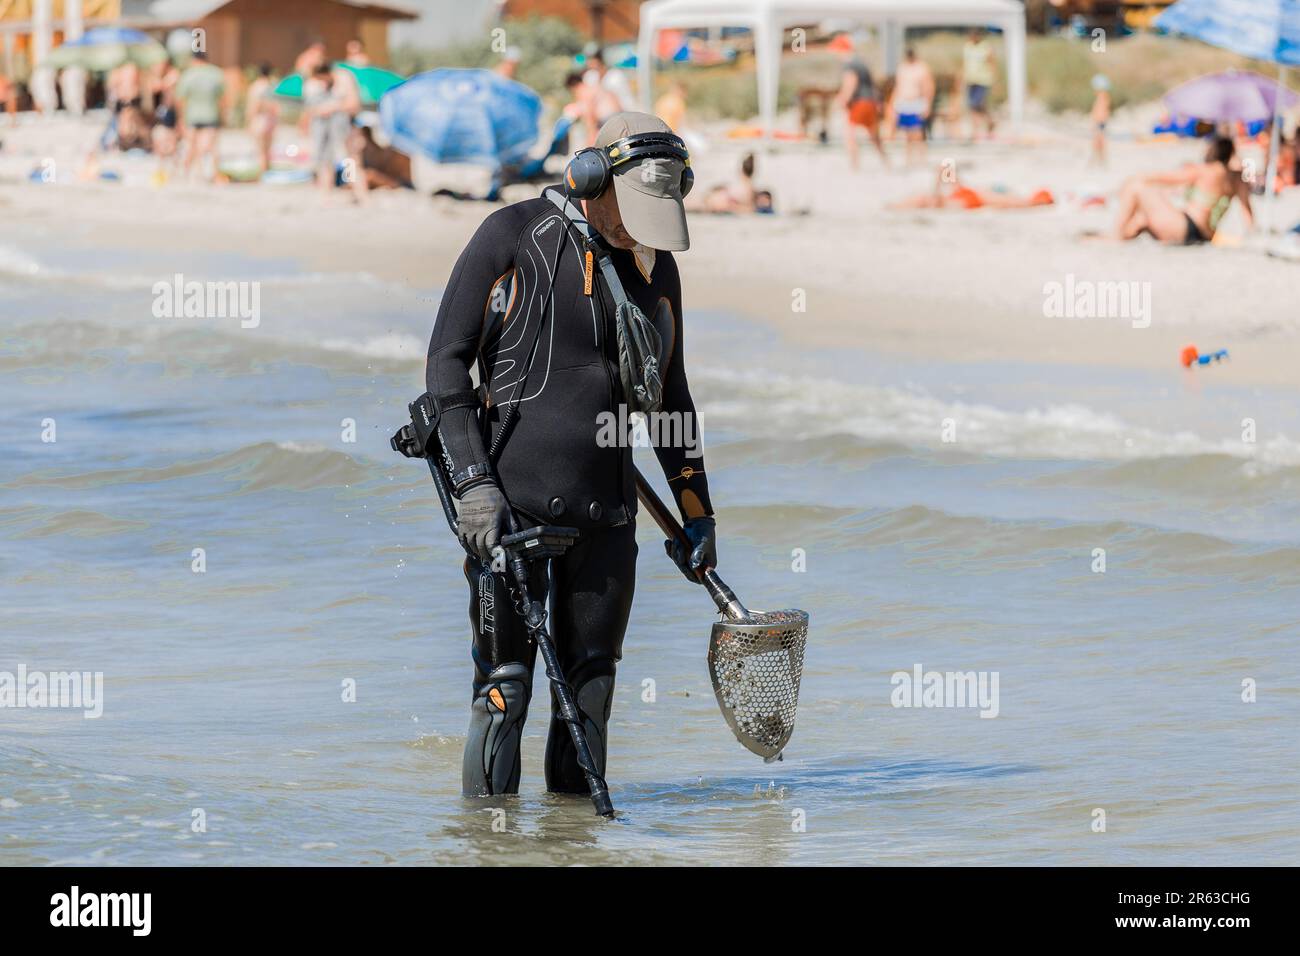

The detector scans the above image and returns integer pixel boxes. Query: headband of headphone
[565,132,694,200]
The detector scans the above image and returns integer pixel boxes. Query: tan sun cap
[595,112,690,252]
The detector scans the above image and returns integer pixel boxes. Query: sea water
[1,235,1297,865]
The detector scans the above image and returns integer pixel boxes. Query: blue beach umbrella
[1157,0,1300,230]
[1156,0,1300,65]
[377,68,542,169]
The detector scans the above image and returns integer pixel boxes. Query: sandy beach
[5,109,1299,387]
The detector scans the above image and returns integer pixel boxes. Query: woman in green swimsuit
[1114,136,1253,244]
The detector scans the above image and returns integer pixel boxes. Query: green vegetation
[390,15,586,100]
[1023,33,1271,113]
[392,17,1288,120]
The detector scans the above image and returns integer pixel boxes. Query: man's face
[584,187,637,249]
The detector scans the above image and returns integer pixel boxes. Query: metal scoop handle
[634,468,750,622]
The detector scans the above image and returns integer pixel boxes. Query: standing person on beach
[889,49,935,166]
[581,51,627,145]
[344,39,370,67]
[175,50,225,183]
[1089,74,1111,168]
[246,64,279,174]
[147,60,180,182]
[304,63,366,203]
[960,28,996,141]
[0,72,15,125]
[832,35,887,170]
[424,113,718,799]
[654,79,689,133]
[295,39,328,78]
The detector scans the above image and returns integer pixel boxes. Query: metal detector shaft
[633,467,749,621]
[395,395,614,816]
[501,515,614,817]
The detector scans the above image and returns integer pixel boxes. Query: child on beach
[1089,75,1111,167]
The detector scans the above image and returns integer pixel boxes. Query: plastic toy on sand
[1181,344,1229,368]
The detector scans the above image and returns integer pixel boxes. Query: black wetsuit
[426,194,712,794]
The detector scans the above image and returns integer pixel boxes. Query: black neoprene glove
[457,483,510,565]
[665,516,717,584]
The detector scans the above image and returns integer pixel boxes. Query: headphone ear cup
[565,149,610,199]
[680,164,694,198]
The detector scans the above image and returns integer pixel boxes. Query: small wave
[14,508,149,539]
[0,243,381,291]
[0,320,421,373]
[706,495,1300,580]
[6,441,377,494]
[694,365,1300,468]
[830,502,1300,581]
[1029,453,1300,496]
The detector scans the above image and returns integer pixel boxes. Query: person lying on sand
[890,165,1053,210]
[353,124,412,190]
[686,152,768,214]
[1114,135,1252,244]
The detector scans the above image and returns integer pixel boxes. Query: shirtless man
[889,48,935,166]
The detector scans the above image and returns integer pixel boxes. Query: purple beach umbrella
[1163,69,1300,123]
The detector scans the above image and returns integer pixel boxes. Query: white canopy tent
[637,0,1027,138]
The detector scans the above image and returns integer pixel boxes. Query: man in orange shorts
[832,34,888,170]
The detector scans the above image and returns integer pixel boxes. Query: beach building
[0,0,417,78]
[502,0,644,44]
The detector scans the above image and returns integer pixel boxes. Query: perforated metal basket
[708,609,808,761]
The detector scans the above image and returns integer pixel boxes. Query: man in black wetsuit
[425,113,718,797]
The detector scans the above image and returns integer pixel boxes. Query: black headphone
[564,132,694,200]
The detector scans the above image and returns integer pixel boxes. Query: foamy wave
[318,333,425,361]
[695,365,1300,467]
[0,244,381,291]
[0,244,44,278]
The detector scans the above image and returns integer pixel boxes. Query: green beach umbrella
[45,27,169,73]
[273,62,404,106]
